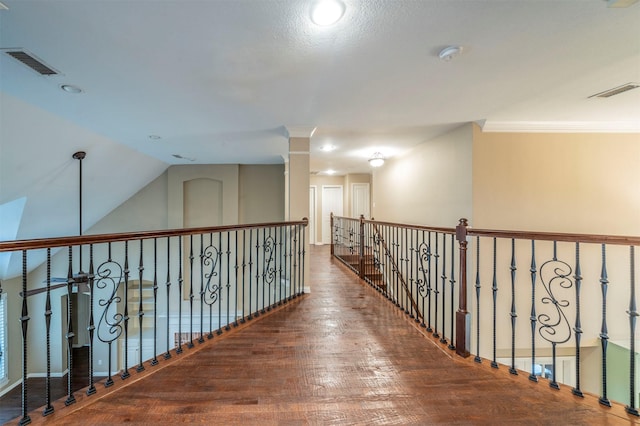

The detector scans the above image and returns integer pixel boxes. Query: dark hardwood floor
[3,245,637,425]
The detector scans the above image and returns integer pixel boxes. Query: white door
[322,185,343,244]
[309,186,317,245]
[351,183,370,219]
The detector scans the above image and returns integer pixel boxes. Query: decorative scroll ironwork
[416,241,430,329]
[537,258,573,345]
[95,254,124,387]
[263,234,277,309]
[202,242,222,306]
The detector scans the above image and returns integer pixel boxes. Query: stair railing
[0,219,308,425]
[331,214,640,418]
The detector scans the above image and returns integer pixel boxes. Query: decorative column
[286,127,313,292]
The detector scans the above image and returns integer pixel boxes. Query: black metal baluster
[234,230,240,324]
[176,237,184,354]
[419,231,427,328]
[528,240,537,381]
[188,236,194,348]
[627,246,639,416]
[249,230,254,318]
[65,247,76,405]
[226,232,231,330]
[199,234,205,343]
[411,230,417,322]
[152,238,160,362]
[208,233,214,337]
[122,242,132,375]
[299,224,305,295]
[491,238,498,369]
[284,226,290,302]
[474,236,481,364]
[137,241,145,371]
[599,244,611,407]
[43,248,54,416]
[165,237,172,358]
[278,226,284,305]
[433,233,440,339]
[509,239,518,375]
[87,245,96,394]
[449,234,456,350]
[549,241,559,390]
[98,242,124,388]
[20,250,32,425]
[217,234,223,335]
[440,234,447,345]
[255,229,261,315]
[402,228,408,314]
[572,242,583,397]
[241,230,247,321]
[266,228,273,311]
[293,226,298,299]
[427,231,433,333]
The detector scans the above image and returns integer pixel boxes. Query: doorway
[321,185,343,244]
[351,183,370,219]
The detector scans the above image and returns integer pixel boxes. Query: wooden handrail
[0,219,309,253]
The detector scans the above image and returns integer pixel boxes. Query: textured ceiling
[0,0,639,264]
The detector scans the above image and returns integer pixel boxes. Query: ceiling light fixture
[60,84,83,94]
[325,169,336,175]
[320,144,336,152]
[368,152,385,167]
[438,46,463,61]
[148,134,162,140]
[311,0,345,26]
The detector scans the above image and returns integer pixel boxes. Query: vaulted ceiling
[1,0,639,252]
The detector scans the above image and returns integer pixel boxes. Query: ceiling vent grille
[3,49,59,76]
[589,83,640,98]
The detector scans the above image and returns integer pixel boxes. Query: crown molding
[480,120,640,133]
[285,126,317,138]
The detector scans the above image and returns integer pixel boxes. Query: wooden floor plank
[9,245,637,425]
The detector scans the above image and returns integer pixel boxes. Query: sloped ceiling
[0,1,639,267]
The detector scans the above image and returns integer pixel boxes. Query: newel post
[359,214,365,279]
[455,218,471,357]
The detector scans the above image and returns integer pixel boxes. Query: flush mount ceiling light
[368,152,385,167]
[311,0,345,26]
[320,144,336,152]
[439,46,463,61]
[60,84,83,94]
[325,169,336,175]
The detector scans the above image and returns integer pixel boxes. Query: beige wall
[473,127,640,235]
[372,123,473,227]
[239,165,285,224]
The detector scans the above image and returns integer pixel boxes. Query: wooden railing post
[456,218,471,358]
[359,215,365,279]
[330,213,334,256]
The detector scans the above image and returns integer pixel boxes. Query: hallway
[17,245,633,425]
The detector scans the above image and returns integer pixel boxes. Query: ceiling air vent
[589,83,640,98]
[3,49,59,76]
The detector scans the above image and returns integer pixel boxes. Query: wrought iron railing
[0,219,307,425]
[331,214,640,417]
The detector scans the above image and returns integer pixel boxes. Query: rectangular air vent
[589,83,640,98]
[3,49,59,76]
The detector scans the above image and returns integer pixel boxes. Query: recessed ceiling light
[438,46,463,61]
[325,169,336,175]
[311,0,345,26]
[60,84,83,94]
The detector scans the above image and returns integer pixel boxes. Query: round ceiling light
[438,46,463,61]
[311,0,345,26]
[60,84,83,94]
[368,152,385,167]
